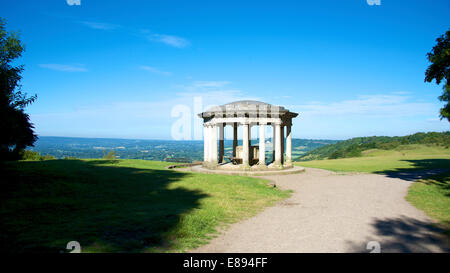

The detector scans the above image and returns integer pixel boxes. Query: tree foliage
[425,30,450,121]
[0,18,37,160]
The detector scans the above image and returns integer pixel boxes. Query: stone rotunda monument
[198,100,298,171]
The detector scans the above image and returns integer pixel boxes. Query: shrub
[103,150,116,160]
[43,154,55,160]
[20,150,55,161]
[21,150,43,160]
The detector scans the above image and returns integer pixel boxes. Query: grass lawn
[295,144,450,173]
[295,144,450,236]
[0,159,289,253]
[406,172,450,236]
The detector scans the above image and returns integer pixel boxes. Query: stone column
[258,124,266,167]
[210,125,218,165]
[248,124,252,162]
[274,123,282,167]
[242,123,250,168]
[218,123,224,163]
[280,125,285,164]
[203,125,209,164]
[272,124,276,162]
[286,124,292,166]
[207,125,213,162]
[232,123,238,158]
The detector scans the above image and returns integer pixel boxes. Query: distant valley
[30,136,339,162]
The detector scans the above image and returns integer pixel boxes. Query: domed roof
[198,100,298,119]
[224,100,271,107]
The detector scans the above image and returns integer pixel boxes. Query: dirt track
[191,168,449,253]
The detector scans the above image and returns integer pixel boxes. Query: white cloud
[174,81,231,93]
[139,66,172,76]
[290,94,436,118]
[30,80,255,139]
[79,21,120,31]
[78,23,190,48]
[31,84,449,140]
[192,81,231,88]
[178,90,250,107]
[148,34,190,48]
[37,89,246,122]
[285,93,449,139]
[391,91,411,95]
[174,80,257,107]
[39,64,87,72]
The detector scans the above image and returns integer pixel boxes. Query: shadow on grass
[346,216,450,253]
[374,159,450,181]
[0,159,208,253]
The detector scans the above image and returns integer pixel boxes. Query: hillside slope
[296,144,450,173]
[296,131,450,161]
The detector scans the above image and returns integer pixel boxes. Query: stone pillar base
[240,164,251,171]
[254,163,268,170]
[272,160,284,169]
[203,162,218,169]
[284,159,293,168]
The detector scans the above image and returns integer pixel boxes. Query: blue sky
[2,0,449,140]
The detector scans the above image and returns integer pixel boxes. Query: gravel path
[191,168,449,253]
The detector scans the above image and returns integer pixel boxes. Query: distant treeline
[296,131,450,161]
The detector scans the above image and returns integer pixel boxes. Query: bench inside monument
[230,145,260,165]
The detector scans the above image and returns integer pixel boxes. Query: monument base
[186,163,304,176]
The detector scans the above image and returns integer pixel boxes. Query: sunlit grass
[406,172,450,236]
[0,159,289,253]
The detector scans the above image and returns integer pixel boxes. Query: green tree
[0,18,37,160]
[425,30,450,121]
